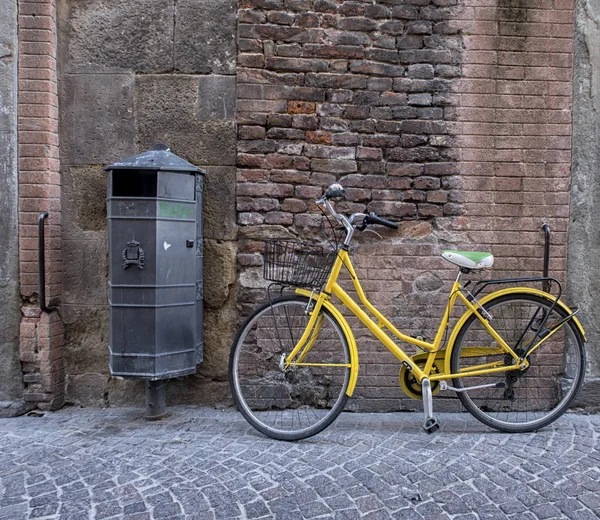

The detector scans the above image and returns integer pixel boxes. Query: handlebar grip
[366,213,399,230]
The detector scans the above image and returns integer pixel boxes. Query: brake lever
[364,228,382,240]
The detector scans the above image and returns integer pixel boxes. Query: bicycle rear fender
[444,287,587,376]
[295,288,359,396]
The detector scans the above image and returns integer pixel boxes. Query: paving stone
[0,409,599,520]
[530,503,564,520]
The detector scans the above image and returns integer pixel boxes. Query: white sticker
[163,241,172,251]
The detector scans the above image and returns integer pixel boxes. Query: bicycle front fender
[443,287,587,376]
[295,288,359,396]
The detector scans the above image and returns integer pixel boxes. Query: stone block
[65,0,174,73]
[0,400,28,418]
[61,166,108,235]
[197,76,236,121]
[62,240,108,306]
[60,74,135,165]
[573,379,600,411]
[0,0,17,132]
[203,240,237,310]
[166,378,232,407]
[0,134,20,402]
[198,294,237,379]
[66,374,109,407]
[414,272,443,292]
[135,75,236,166]
[203,166,237,241]
[0,334,22,402]
[174,0,236,74]
[106,378,145,407]
[62,305,109,376]
[0,72,16,134]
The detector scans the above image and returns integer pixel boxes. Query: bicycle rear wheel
[229,295,351,441]
[450,293,585,433]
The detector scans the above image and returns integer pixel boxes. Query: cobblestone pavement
[0,407,599,520]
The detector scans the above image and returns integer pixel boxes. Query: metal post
[541,224,551,293]
[38,212,56,313]
[144,380,168,420]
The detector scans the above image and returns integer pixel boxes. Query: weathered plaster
[0,0,25,416]
[569,0,600,406]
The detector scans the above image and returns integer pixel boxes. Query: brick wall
[18,0,65,410]
[237,0,463,232]
[236,0,575,412]
[455,0,573,278]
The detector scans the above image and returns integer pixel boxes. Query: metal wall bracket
[38,212,57,313]
[542,224,551,293]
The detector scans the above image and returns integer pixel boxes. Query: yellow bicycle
[229,184,587,440]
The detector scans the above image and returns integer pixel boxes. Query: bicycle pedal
[422,416,440,434]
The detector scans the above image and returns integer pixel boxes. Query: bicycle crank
[399,359,442,400]
[279,353,286,371]
[421,378,440,434]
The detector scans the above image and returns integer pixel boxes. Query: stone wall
[569,0,600,407]
[0,0,24,417]
[235,0,576,411]
[6,0,585,412]
[56,0,238,406]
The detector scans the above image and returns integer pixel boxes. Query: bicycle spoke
[451,293,584,432]
[230,296,350,440]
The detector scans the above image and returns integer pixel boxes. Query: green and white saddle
[441,250,494,270]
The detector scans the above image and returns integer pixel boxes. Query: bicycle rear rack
[470,223,556,299]
[468,223,579,359]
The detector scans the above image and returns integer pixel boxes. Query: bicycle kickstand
[421,378,440,434]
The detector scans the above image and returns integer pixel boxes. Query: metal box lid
[104,143,205,174]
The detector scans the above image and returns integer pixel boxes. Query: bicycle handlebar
[362,213,399,230]
[316,184,398,246]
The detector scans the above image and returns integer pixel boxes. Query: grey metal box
[105,145,205,380]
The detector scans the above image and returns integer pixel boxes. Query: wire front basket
[263,240,336,289]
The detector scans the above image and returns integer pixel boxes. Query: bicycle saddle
[441,250,494,270]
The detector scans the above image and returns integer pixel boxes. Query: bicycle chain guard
[399,353,444,400]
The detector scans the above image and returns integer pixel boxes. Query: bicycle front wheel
[229,295,351,441]
[450,293,586,433]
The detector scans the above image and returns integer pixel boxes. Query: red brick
[528,9,574,25]
[19,28,55,44]
[19,13,56,30]
[19,143,58,159]
[19,41,56,56]
[19,67,58,81]
[237,182,294,198]
[18,91,58,106]
[19,117,58,132]
[18,130,58,145]
[287,100,316,114]
[19,158,60,172]
[306,131,333,144]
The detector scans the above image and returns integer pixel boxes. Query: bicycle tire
[450,293,586,433]
[229,295,350,441]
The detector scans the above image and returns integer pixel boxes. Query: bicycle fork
[421,378,440,434]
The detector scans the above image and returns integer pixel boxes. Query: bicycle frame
[285,248,583,395]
